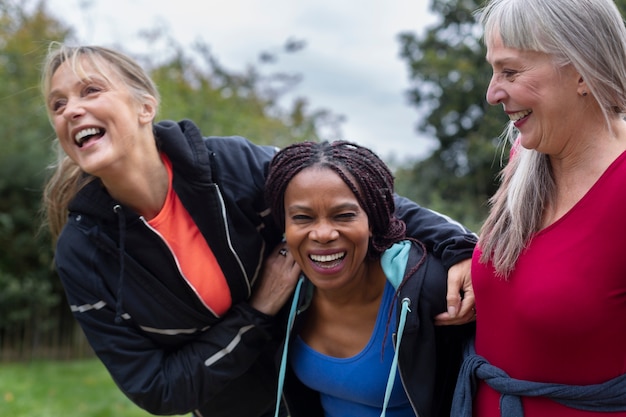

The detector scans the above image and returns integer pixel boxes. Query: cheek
[52,115,66,135]
[283,225,301,250]
[283,228,308,267]
[53,119,75,153]
[355,227,373,254]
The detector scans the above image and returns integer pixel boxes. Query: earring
[582,91,588,97]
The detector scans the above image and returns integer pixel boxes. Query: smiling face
[46,57,156,180]
[283,166,372,292]
[485,32,584,153]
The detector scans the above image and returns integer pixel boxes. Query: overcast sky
[45,0,438,163]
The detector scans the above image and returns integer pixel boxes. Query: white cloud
[46,0,438,163]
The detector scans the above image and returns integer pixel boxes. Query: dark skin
[299,260,387,358]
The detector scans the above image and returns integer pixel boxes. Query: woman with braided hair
[265,141,475,417]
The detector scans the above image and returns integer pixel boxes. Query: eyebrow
[485,54,516,67]
[47,80,81,101]
[47,74,108,101]
[287,202,361,213]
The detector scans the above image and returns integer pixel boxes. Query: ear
[576,75,589,97]
[138,95,157,125]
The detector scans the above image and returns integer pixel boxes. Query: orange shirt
[148,154,232,316]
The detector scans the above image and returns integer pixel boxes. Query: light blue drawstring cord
[274,275,305,417]
[379,297,411,417]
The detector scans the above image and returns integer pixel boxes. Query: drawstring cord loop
[274,275,305,417]
[380,297,411,417]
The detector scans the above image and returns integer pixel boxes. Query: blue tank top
[290,281,415,417]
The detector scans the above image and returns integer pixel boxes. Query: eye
[501,69,518,79]
[83,84,102,95]
[50,98,67,113]
[335,212,357,221]
[290,214,312,223]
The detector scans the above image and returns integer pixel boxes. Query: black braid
[265,140,406,259]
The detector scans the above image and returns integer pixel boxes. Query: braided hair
[265,140,406,259]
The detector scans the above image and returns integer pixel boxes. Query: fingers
[446,287,462,319]
[446,258,471,317]
[457,284,475,318]
[435,258,475,326]
[249,245,301,315]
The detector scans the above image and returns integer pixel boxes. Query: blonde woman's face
[46,57,155,179]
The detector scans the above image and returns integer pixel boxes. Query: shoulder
[392,240,447,308]
[404,241,447,285]
[382,240,446,288]
[155,119,278,179]
[205,134,278,165]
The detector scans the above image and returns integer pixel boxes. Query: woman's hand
[434,258,476,325]
[249,245,301,316]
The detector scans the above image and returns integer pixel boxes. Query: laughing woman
[265,141,475,417]
[452,0,626,416]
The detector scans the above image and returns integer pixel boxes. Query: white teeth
[74,127,101,144]
[508,109,532,122]
[310,252,345,263]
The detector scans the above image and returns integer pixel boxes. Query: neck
[314,259,387,306]
[103,150,169,220]
[543,118,626,228]
[550,118,626,182]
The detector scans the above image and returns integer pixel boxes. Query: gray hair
[477,0,626,276]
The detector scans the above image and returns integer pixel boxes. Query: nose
[485,74,506,105]
[309,220,339,243]
[63,97,86,120]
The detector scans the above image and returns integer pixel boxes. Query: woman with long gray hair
[452,0,626,416]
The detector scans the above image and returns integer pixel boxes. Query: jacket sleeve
[393,195,478,269]
[56,239,280,416]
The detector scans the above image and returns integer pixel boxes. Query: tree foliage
[0,0,70,358]
[394,0,509,232]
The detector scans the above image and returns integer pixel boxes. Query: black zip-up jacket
[54,119,477,416]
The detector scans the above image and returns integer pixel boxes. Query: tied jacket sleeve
[54,119,477,416]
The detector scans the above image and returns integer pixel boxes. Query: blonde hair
[41,43,160,241]
[477,0,626,277]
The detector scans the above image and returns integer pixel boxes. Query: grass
[0,358,169,416]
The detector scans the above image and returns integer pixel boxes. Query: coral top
[472,150,626,416]
[148,154,231,316]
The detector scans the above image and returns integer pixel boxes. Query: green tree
[0,0,71,358]
[394,0,508,232]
